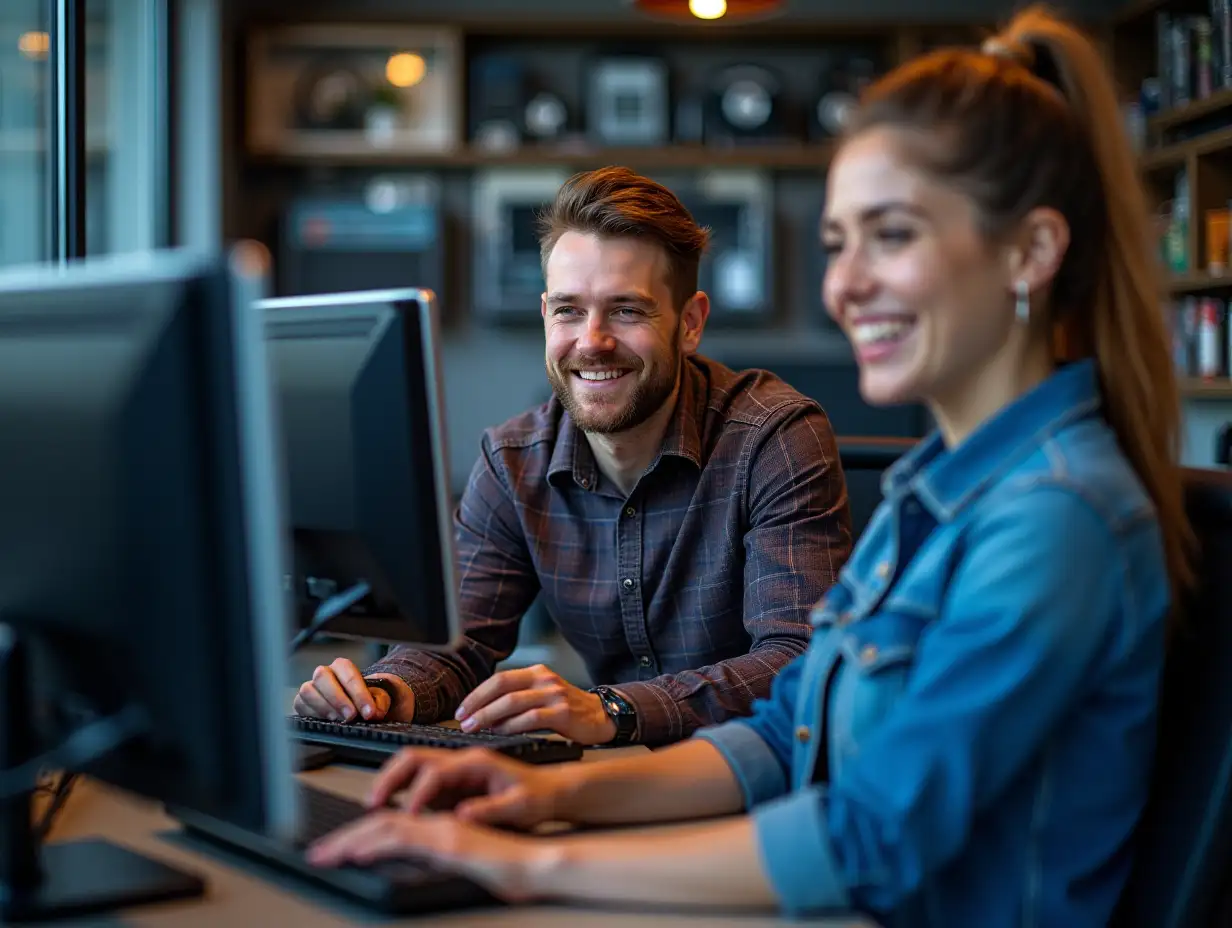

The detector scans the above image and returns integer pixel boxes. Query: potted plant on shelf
[364,82,403,147]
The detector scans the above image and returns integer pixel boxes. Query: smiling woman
[819,129,1063,441]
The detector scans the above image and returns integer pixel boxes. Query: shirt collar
[546,357,705,492]
[655,357,704,469]
[883,359,1102,521]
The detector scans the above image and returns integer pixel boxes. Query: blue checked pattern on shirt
[366,355,852,744]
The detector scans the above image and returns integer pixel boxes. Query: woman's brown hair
[843,5,1195,605]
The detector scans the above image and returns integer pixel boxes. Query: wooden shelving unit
[1149,86,1232,132]
[1112,0,1172,25]
[1167,270,1232,293]
[245,142,837,170]
[226,2,1232,421]
[1120,1,1232,404]
[1140,126,1232,172]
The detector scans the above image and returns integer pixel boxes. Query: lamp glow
[688,0,727,19]
[385,52,426,88]
[17,31,49,59]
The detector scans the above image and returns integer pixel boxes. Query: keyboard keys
[287,716,584,764]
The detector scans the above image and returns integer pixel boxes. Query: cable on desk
[33,771,78,843]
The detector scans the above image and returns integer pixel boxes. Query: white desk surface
[39,748,876,927]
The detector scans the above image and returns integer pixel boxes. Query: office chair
[1111,467,1232,928]
[837,436,917,542]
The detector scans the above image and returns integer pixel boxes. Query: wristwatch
[591,685,638,745]
[363,676,404,710]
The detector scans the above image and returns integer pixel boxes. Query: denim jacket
[695,360,1171,928]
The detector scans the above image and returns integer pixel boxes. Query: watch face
[595,687,632,718]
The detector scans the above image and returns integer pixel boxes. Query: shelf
[1150,87,1232,133]
[245,142,837,170]
[1168,271,1232,293]
[1180,377,1232,398]
[1140,126,1232,171]
[1112,0,1168,25]
[1113,0,1210,27]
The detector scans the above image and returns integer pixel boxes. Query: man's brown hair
[537,166,710,311]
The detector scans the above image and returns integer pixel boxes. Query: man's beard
[547,340,681,435]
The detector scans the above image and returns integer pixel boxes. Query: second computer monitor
[0,247,296,919]
[260,288,461,649]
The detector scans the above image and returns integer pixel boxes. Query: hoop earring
[1015,279,1030,324]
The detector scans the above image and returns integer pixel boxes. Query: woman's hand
[368,746,570,830]
[308,808,779,912]
[306,811,556,903]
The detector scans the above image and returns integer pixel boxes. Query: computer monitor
[0,247,296,920]
[258,289,462,650]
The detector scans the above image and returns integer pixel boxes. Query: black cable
[33,771,78,843]
[0,705,147,803]
[287,580,371,656]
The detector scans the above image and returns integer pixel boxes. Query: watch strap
[591,685,638,745]
[363,676,404,709]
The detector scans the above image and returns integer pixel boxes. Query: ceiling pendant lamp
[629,0,786,24]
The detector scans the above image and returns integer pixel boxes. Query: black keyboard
[289,715,584,765]
[170,784,496,915]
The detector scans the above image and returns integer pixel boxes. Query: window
[0,2,53,266]
[86,0,167,255]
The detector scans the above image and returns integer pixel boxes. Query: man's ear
[1005,206,1070,295]
[679,291,709,355]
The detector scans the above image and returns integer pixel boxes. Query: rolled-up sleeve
[695,722,789,809]
[753,787,851,913]
[746,484,1151,917]
[693,648,805,807]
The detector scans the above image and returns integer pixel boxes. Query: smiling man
[293,166,852,747]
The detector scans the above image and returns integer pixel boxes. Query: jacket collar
[883,359,1102,522]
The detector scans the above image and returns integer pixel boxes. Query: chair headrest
[836,436,916,472]
[1112,466,1232,928]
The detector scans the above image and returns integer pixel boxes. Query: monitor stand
[0,625,206,922]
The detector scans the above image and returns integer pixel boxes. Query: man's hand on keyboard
[453,665,616,745]
[368,747,564,831]
[292,658,415,724]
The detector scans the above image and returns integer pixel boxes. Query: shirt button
[860,644,879,665]
[795,725,811,743]
[622,577,635,590]
[624,506,635,517]
[639,656,652,668]
[875,561,890,579]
